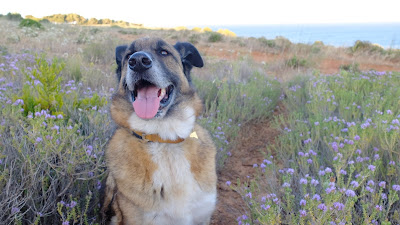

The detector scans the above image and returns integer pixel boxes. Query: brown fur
[101,38,217,225]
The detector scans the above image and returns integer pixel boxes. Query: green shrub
[189,34,200,44]
[208,32,223,42]
[89,28,101,35]
[352,40,385,54]
[16,55,65,116]
[340,62,360,72]
[286,55,308,68]
[258,37,276,48]
[6,12,23,21]
[19,19,43,29]
[0,45,8,55]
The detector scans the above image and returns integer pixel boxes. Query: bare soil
[199,43,400,77]
[210,107,283,225]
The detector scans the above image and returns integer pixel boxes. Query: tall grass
[195,69,281,169]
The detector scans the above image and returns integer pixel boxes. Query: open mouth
[130,80,174,119]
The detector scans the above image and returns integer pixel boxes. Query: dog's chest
[148,143,197,201]
[145,143,214,223]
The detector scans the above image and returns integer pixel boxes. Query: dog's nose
[128,52,152,72]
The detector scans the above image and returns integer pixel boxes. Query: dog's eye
[160,50,169,56]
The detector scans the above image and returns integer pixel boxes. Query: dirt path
[210,108,282,225]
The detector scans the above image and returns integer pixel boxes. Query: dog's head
[111,38,204,139]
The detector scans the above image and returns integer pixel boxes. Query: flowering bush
[0,54,112,224]
[233,70,400,224]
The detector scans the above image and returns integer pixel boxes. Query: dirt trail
[210,108,282,225]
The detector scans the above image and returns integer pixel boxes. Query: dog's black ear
[174,42,203,83]
[115,45,128,82]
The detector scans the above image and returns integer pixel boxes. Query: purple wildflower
[246,192,252,199]
[12,99,24,106]
[300,178,308,185]
[311,179,319,186]
[333,202,345,211]
[261,196,267,202]
[345,189,356,197]
[392,185,400,191]
[226,181,231,186]
[368,165,376,171]
[350,181,359,188]
[368,180,375,186]
[309,149,317,156]
[318,203,327,211]
[261,204,271,210]
[299,210,307,217]
[282,182,291,188]
[326,186,336,194]
[379,181,386,188]
[300,199,306,206]
[366,186,374,193]
[340,169,347,175]
[263,159,272,164]
[381,193,387,199]
[392,119,400,125]
[11,207,20,214]
[68,201,77,208]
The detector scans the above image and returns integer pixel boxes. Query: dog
[101,37,217,225]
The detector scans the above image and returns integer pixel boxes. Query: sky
[2,0,400,27]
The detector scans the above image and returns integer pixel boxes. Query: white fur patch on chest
[128,107,195,141]
[143,143,216,225]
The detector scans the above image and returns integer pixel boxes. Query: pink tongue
[133,86,161,119]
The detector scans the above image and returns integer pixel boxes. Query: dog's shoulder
[182,123,217,190]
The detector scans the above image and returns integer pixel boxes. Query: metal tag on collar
[141,133,150,142]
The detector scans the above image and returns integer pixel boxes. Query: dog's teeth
[159,88,166,100]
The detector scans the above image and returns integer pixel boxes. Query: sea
[201,23,400,49]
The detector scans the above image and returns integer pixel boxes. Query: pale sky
[2,0,400,27]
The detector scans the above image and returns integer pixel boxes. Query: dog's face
[114,37,203,121]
